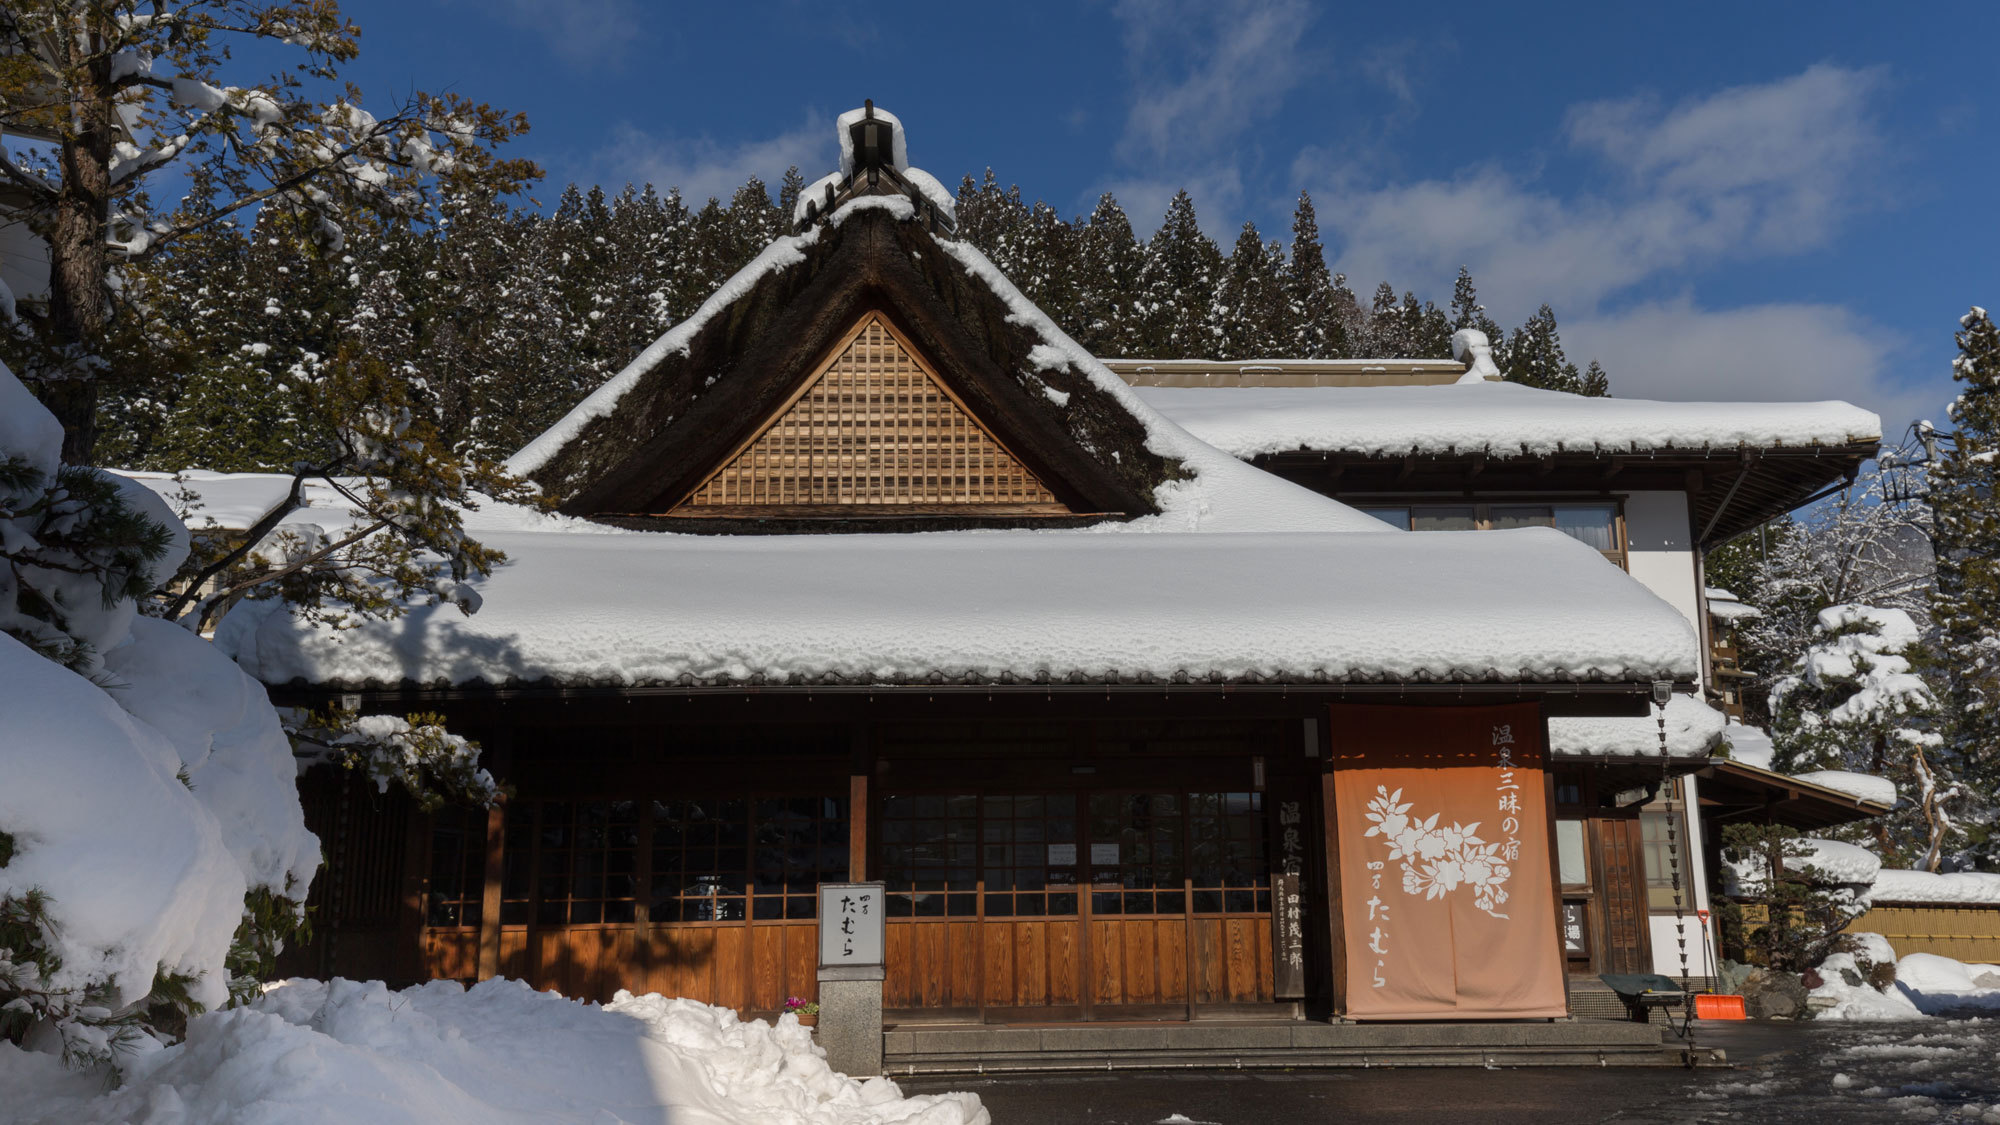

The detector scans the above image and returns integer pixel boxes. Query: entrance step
[1567,977,1716,1024]
[882,1019,1721,1073]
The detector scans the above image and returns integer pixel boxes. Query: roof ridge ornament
[795,101,956,238]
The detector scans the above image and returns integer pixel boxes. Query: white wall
[1623,490,1702,628]
[1620,489,1721,977]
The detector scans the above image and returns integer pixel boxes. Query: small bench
[1597,973,1690,1023]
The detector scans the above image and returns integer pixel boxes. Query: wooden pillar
[1543,716,1572,1011]
[1315,708,1347,1018]
[394,800,431,985]
[474,720,513,982]
[476,803,505,979]
[849,774,869,881]
[849,724,873,881]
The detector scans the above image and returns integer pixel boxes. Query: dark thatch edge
[528,205,1180,521]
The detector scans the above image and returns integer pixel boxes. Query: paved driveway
[903,1021,2000,1123]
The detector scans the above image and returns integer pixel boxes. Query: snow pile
[0,357,316,1046]
[1772,604,1932,724]
[1449,328,1503,383]
[1130,380,1882,460]
[1814,944,2000,1021]
[216,525,1700,689]
[1546,694,1725,758]
[1722,724,1778,769]
[1707,587,1762,623]
[1792,769,1898,806]
[1725,837,1881,897]
[1870,869,2000,905]
[0,978,987,1125]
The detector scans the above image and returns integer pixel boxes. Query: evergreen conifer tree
[1215,222,1288,359]
[1502,304,1583,392]
[1135,191,1223,357]
[1069,193,1148,357]
[1930,307,2000,858]
[1284,192,1346,358]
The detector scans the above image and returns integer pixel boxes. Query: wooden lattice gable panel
[669,313,1072,516]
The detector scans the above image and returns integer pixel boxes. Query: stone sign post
[816,882,886,1077]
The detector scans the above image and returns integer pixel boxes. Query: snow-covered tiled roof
[1131,381,1883,460]
[214,513,1701,691]
[1546,694,1726,759]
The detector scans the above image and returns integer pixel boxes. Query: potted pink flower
[782,996,820,1028]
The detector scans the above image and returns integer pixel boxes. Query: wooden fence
[1846,903,2000,964]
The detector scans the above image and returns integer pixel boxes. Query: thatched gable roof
[512,198,1179,528]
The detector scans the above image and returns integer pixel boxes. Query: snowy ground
[0,978,986,1125]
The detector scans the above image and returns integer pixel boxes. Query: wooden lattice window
[671,313,1070,516]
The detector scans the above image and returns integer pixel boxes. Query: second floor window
[1359,502,1624,567]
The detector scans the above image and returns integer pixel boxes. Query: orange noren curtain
[1331,703,1567,1020]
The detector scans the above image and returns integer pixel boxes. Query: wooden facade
[283,694,1647,1022]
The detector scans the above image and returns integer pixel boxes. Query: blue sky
[329,0,1997,436]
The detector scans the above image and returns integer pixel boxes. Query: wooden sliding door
[882,787,1276,1022]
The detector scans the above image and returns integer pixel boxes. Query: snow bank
[1811,941,2000,1021]
[1870,869,2000,905]
[1546,694,1725,759]
[0,358,317,1044]
[0,632,246,1013]
[1130,381,1882,459]
[217,525,1700,689]
[0,978,987,1125]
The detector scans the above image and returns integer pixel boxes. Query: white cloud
[593,115,833,206]
[479,0,648,71]
[1309,65,1890,323]
[1102,0,1311,239]
[1113,0,1314,163]
[1562,297,1943,429]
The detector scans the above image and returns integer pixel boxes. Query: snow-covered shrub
[0,361,317,1066]
[1718,824,1874,973]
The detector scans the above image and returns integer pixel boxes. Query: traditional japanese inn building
[205,107,1881,1057]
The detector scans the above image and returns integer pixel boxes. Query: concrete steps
[882,1018,1720,1074]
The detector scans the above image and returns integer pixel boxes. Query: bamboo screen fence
[673,315,1068,514]
[1846,903,2000,964]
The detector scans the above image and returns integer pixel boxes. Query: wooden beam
[849,773,870,881]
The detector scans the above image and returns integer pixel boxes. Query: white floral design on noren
[1362,785,1512,918]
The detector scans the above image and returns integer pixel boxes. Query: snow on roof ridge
[1134,379,1884,460]
[1449,328,1503,384]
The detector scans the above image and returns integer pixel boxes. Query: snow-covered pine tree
[1068,193,1148,357]
[1581,359,1611,397]
[1365,282,1404,356]
[1502,304,1583,392]
[1214,222,1288,359]
[1930,306,2000,860]
[1284,192,1348,358]
[1449,267,1505,348]
[1769,604,1955,868]
[1401,291,1452,358]
[1135,191,1224,357]
[0,0,534,465]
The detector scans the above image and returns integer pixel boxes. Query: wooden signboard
[818,882,886,968]
[1272,872,1306,999]
[1562,900,1590,957]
